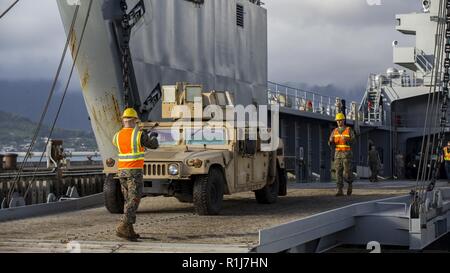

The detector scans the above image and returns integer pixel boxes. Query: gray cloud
[0,0,425,92]
[0,1,69,80]
[266,0,420,89]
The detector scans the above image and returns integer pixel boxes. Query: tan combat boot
[129,224,141,239]
[116,222,137,241]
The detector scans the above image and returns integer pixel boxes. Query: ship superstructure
[360,0,450,166]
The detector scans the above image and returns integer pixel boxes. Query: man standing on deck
[112,108,159,241]
[368,146,381,182]
[442,141,450,183]
[329,113,355,197]
[395,151,405,180]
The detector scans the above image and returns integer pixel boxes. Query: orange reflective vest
[113,127,145,170]
[333,127,352,152]
[444,147,450,161]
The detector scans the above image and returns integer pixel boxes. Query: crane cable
[413,0,448,215]
[5,5,81,205]
[418,0,445,189]
[22,0,94,202]
[414,0,443,194]
[424,0,450,195]
[416,0,445,208]
[0,0,19,20]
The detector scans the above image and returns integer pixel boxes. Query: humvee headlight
[187,159,203,168]
[168,164,180,175]
[106,158,115,167]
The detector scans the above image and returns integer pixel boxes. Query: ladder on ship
[363,74,383,124]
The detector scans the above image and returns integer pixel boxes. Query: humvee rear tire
[255,170,280,204]
[193,168,225,215]
[104,174,125,214]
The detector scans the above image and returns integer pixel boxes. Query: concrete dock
[0,180,439,253]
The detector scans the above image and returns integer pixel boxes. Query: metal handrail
[416,49,434,72]
[267,82,360,120]
[268,81,336,100]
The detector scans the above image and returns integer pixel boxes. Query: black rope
[6,5,81,205]
[0,0,19,20]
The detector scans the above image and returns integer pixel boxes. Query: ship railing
[364,111,382,124]
[416,49,434,72]
[267,82,360,121]
[268,82,337,118]
[386,73,434,89]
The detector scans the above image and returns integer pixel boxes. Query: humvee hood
[144,149,229,162]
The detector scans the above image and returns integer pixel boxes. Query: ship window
[237,4,244,28]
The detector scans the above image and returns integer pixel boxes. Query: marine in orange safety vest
[328,113,355,197]
[113,108,159,241]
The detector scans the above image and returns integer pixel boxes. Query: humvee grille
[144,163,167,177]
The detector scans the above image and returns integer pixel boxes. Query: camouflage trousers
[335,157,353,188]
[369,163,379,181]
[118,169,144,225]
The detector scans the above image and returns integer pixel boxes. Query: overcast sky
[0,0,422,91]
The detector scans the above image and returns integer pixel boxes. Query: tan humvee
[104,83,287,215]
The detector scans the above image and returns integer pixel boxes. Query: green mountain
[0,111,97,152]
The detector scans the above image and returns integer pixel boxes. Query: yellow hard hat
[122,108,139,119]
[335,112,346,121]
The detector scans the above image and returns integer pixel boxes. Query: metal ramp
[0,193,103,222]
[0,240,250,253]
[252,187,450,253]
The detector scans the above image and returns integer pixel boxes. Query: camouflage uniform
[118,169,144,225]
[335,151,353,189]
[330,127,355,190]
[115,130,159,226]
[368,149,381,182]
[395,153,405,180]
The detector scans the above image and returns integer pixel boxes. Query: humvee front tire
[255,170,280,204]
[104,174,124,214]
[193,168,225,215]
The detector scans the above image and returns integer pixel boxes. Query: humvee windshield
[154,128,181,146]
[152,126,228,146]
[185,127,228,146]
